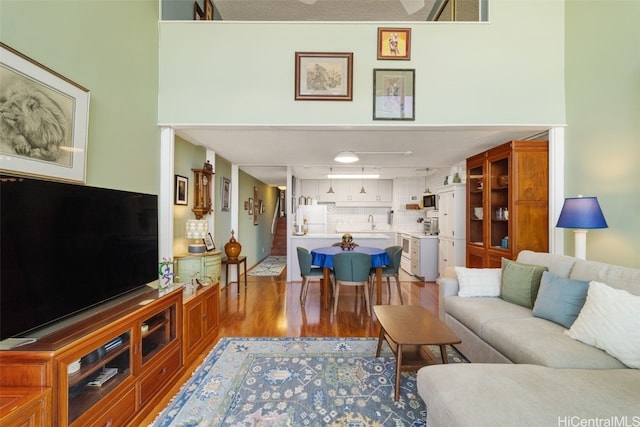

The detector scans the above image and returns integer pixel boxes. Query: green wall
[1,0,160,194]
[565,1,640,267]
[173,136,206,254]
[158,1,566,125]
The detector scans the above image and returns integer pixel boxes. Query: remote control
[87,367,118,387]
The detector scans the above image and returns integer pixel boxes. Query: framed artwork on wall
[377,28,411,60]
[253,186,259,225]
[175,175,188,205]
[0,42,90,183]
[193,1,204,20]
[373,68,415,121]
[248,198,254,215]
[221,176,230,211]
[295,52,353,101]
[204,0,214,20]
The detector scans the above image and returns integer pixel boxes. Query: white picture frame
[0,42,90,183]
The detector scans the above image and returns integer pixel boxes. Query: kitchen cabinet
[437,184,466,276]
[410,236,439,281]
[466,140,549,268]
[393,177,424,209]
[299,179,392,204]
[175,251,221,285]
[182,283,219,367]
[0,287,183,427]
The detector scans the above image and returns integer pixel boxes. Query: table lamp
[186,219,208,253]
[556,195,608,260]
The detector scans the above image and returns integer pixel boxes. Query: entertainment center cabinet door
[182,283,220,367]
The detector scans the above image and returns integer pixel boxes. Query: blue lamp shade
[556,196,608,229]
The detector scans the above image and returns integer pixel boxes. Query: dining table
[310,246,390,310]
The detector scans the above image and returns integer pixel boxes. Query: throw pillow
[532,271,590,328]
[500,258,548,308]
[455,267,502,297]
[565,281,640,369]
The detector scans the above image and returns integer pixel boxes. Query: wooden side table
[374,305,461,401]
[221,256,247,294]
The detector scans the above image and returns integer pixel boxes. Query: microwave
[423,193,437,210]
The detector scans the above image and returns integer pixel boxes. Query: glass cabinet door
[63,327,132,425]
[467,162,484,246]
[488,155,510,251]
[140,303,177,367]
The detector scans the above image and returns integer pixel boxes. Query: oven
[400,233,412,273]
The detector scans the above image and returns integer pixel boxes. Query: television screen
[1,175,159,341]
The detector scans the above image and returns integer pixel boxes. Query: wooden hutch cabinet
[0,287,183,427]
[466,140,549,268]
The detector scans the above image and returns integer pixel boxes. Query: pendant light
[327,167,335,194]
[359,167,366,194]
[423,168,431,194]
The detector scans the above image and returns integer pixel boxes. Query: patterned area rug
[150,337,468,427]
[248,256,287,276]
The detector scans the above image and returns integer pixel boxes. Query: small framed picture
[377,28,411,60]
[221,176,230,211]
[295,52,353,101]
[203,232,215,251]
[248,198,254,215]
[193,1,204,20]
[204,0,214,20]
[373,68,415,121]
[175,175,188,205]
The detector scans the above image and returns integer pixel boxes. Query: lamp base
[188,243,206,254]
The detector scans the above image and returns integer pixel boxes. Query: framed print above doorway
[295,52,353,101]
[373,68,415,121]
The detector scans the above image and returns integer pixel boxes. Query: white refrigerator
[298,205,328,234]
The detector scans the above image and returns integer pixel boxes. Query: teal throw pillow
[532,271,590,328]
[501,258,548,308]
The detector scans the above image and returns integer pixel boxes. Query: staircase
[270,216,288,256]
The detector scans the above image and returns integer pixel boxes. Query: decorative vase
[453,173,461,183]
[224,230,242,260]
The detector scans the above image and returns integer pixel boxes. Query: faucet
[368,215,375,230]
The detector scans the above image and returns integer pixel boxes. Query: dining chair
[332,252,372,315]
[370,245,403,305]
[296,247,326,305]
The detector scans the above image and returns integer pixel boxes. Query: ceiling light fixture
[334,151,360,163]
[359,168,366,194]
[327,167,335,194]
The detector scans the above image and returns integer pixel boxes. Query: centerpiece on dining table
[340,233,357,250]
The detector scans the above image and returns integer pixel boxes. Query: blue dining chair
[296,247,326,305]
[332,252,372,315]
[370,245,403,305]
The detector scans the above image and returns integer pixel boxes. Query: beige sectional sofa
[417,251,640,426]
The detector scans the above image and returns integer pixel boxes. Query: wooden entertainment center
[0,277,221,426]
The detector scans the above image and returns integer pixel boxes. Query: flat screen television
[1,175,159,341]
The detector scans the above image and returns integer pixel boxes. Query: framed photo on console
[0,42,90,183]
[204,233,215,251]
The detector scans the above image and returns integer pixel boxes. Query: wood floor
[141,266,439,424]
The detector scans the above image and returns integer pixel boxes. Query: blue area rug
[150,337,468,426]
[248,256,287,276]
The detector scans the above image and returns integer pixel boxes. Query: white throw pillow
[565,281,640,369]
[455,267,502,297]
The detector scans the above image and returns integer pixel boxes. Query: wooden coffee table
[374,305,461,401]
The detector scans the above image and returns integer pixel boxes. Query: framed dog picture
[377,28,411,60]
[0,42,90,183]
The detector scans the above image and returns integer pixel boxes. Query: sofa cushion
[516,250,576,278]
[445,296,532,337]
[481,316,626,368]
[454,266,501,297]
[501,258,547,308]
[569,259,640,296]
[417,364,640,427]
[532,271,590,328]
[566,281,640,369]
